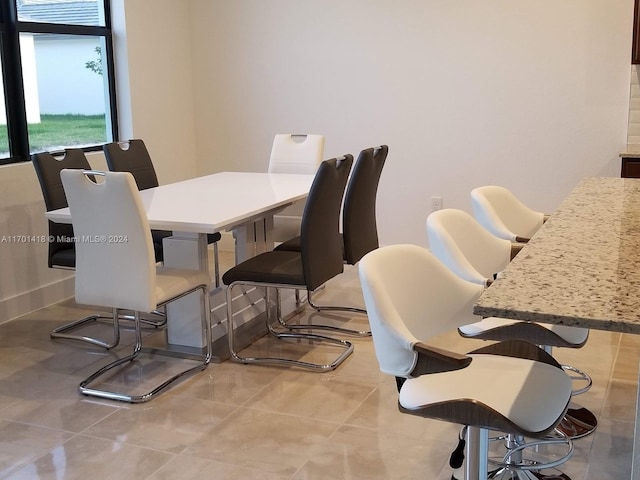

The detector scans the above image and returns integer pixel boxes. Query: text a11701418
[0,235,128,244]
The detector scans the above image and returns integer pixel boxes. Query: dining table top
[473,176,640,334]
[46,171,316,234]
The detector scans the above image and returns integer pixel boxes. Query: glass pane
[0,83,9,161]
[17,0,105,27]
[21,33,112,153]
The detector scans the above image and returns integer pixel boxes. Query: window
[0,0,117,165]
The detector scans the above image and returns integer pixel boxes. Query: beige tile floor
[0,260,637,479]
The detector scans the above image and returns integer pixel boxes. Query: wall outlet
[431,196,443,211]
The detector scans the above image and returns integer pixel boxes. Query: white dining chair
[61,169,213,403]
[359,244,574,479]
[427,208,597,440]
[471,185,547,242]
[268,134,324,243]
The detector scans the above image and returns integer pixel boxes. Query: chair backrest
[343,145,388,264]
[268,134,325,174]
[32,149,91,267]
[426,208,511,285]
[103,139,159,190]
[358,244,484,377]
[471,185,544,241]
[300,155,353,291]
[60,169,157,312]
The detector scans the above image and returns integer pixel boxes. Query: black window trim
[0,0,117,166]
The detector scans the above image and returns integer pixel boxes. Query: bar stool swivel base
[488,470,570,480]
[487,432,573,480]
[451,428,573,480]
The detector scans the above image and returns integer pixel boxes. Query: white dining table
[46,171,315,351]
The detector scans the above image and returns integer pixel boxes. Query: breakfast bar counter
[475,176,640,334]
[474,176,640,477]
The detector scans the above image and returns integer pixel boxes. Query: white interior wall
[0,0,202,322]
[0,162,71,324]
[0,0,634,321]
[112,0,199,185]
[189,0,633,247]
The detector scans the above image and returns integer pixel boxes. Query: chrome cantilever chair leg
[50,308,166,348]
[50,307,121,349]
[79,286,212,403]
[226,282,353,371]
[307,289,366,315]
[296,289,370,337]
[120,309,167,327]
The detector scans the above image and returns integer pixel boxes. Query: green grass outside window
[0,114,107,158]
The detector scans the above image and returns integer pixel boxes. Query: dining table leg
[162,232,210,348]
[231,215,274,263]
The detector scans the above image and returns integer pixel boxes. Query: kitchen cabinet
[634,0,640,63]
[621,146,640,178]
[622,157,640,178]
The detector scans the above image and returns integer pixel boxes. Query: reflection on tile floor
[0,264,636,479]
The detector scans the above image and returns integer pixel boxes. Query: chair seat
[152,229,172,242]
[400,353,572,435]
[152,230,221,263]
[207,232,222,244]
[459,317,589,347]
[272,215,303,244]
[222,250,305,286]
[155,268,211,306]
[275,233,347,260]
[152,229,221,245]
[274,235,301,252]
[51,247,76,268]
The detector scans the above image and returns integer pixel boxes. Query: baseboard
[0,275,74,325]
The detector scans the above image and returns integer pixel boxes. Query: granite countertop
[474,176,640,334]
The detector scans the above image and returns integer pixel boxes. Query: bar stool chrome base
[556,360,597,439]
[556,405,597,439]
[486,432,573,480]
[488,468,571,479]
[545,355,597,439]
[451,428,573,480]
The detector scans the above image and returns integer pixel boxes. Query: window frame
[0,0,117,165]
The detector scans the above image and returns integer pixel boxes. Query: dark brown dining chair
[342,145,388,265]
[103,139,222,285]
[276,145,388,326]
[32,149,120,348]
[222,156,355,371]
